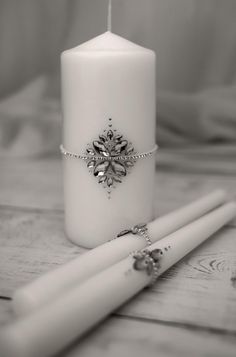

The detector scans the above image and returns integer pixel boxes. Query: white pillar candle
[61,29,156,248]
[13,190,226,315]
[1,202,235,357]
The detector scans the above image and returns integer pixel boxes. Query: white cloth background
[0,0,236,156]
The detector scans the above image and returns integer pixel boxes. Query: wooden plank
[1,157,236,221]
[0,206,85,296]
[63,316,236,357]
[0,299,236,357]
[119,227,236,332]
[0,206,236,332]
[0,299,14,326]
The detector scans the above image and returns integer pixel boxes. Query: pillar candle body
[61,31,156,247]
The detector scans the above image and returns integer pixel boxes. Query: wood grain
[0,299,14,326]
[0,205,236,332]
[119,227,236,332]
[0,299,236,357]
[62,316,236,357]
[0,206,85,296]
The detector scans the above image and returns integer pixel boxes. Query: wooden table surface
[0,147,236,357]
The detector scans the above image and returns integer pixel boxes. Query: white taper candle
[1,202,235,357]
[13,190,226,315]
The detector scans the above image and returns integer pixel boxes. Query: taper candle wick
[107,0,112,32]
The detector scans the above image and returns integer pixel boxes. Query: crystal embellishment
[60,119,158,199]
[132,245,171,286]
[85,118,136,198]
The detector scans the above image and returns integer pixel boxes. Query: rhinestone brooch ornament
[132,245,171,286]
[60,118,158,199]
[85,118,136,198]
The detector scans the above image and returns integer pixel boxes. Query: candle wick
[107,0,112,32]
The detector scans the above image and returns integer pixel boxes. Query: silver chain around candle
[60,118,158,199]
[116,223,152,246]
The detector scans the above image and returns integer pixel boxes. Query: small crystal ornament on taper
[61,1,157,248]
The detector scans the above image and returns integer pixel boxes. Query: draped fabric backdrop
[0,0,236,157]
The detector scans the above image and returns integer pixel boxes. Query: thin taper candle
[1,202,235,357]
[13,190,226,315]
